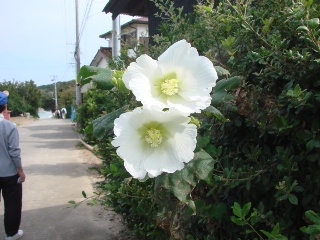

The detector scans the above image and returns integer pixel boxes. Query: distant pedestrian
[55,109,60,119]
[0,91,25,240]
[61,107,67,119]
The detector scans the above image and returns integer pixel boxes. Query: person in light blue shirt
[0,91,25,240]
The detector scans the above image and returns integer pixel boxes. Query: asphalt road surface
[0,118,128,240]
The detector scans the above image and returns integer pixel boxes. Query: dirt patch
[10,116,38,126]
[77,144,105,184]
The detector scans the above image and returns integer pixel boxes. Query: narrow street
[0,119,127,240]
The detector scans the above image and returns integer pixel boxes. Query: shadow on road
[7,202,127,240]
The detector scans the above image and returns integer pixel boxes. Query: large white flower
[111,107,197,179]
[123,39,218,113]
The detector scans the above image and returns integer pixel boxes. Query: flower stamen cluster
[161,78,179,96]
[145,128,162,147]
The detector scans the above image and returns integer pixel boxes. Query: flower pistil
[161,78,179,96]
[145,128,162,147]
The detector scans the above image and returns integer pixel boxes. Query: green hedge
[77,0,320,239]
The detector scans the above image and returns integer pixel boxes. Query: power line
[79,0,93,41]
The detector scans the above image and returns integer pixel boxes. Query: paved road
[0,119,127,240]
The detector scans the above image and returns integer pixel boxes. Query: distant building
[102,0,214,43]
[99,17,149,58]
[90,47,112,68]
[80,47,112,94]
[82,18,148,94]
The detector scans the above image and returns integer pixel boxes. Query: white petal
[124,161,147,179]
[158,40,198,67]
[179,57,217,97]
[144,143,184,177]
[167,124,197,163]
[123,54,158,89]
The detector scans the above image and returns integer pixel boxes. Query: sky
[0,0,133,86]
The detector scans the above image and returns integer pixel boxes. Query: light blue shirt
[0,113,21,177]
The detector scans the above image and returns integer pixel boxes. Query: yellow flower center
[145,128,162,147]
[161,78,179,96]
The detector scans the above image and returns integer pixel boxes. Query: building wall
[109,22,148,47]
[96,57,108,68]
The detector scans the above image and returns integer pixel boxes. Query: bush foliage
[0,80,41,117]
[77,0,320,239]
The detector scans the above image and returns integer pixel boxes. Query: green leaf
[82,191,87,198]
[84,122,93,135]
[305,210,320,224]
[204,106,229,122]
[208,203,227,222]
[110,163,118,173]
[112,70,130,93]
[215,66,230,77]
[214,76,241,92]
[92,106,129,139]
[306,139,320,151]
[307,18,319,30]
[242,202,252,217]
[197,136,210,148]
[261,224,288,240]
[77,65,114,90]
[211,76,241,105]
[288,194,298,205]
[155,149,215,204]
[232,202,243,218]
[230,216,246,226]
[296,26,309,32]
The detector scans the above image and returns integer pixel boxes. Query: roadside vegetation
[76,0,320,239]
[0,80,41,117]
[0,80,76,117]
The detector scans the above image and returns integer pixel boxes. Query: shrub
[77,0,320,238]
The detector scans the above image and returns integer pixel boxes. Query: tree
[0,80,41,117]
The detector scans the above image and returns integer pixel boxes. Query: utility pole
[112,16,121,57]
[75,0,82,105]
[51,75,58,110]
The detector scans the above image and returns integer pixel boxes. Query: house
[80,47,112,94]
[102,0,214,42]
[82,17,148,94]
[90,47,112,68]
[99,17,149,58]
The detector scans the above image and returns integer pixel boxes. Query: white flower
[111,107,197,179]
[123,39,218,113]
